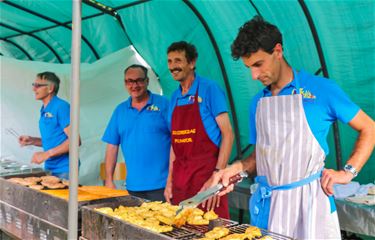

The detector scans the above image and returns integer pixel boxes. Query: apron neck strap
[292,69,300,93]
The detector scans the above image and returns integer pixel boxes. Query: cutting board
[41,186,128,201]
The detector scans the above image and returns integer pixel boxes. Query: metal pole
[68,0,81,239]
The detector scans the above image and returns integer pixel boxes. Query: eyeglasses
[32,83,49,88]
[125,78,147,86]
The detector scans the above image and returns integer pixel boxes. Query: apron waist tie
[256,168,323,195]
[250,168,335,229]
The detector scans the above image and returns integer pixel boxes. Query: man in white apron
[212,16,374,239]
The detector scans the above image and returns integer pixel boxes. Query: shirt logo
[146,104,160,111]
[292,88,316,99]
[188,96,203,103]
[44,112,54,118]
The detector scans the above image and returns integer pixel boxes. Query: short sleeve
[248,93,262,144]
[102,106,121,145]
[327,81,360,123]
[57,102,70,129]
[207,83,228,117]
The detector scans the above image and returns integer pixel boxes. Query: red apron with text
[171,89,229,219]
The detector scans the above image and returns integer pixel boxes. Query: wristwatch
[343,164,358,177]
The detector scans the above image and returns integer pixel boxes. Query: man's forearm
[105,159,117,182]
[347,123,375,172]
[47,139,69,158]
[240,150,256,175]
[346,110,375,173]
[31,137,43,147]
[104,145,119,182]
[167,147,176,181]
[215,113,234,170]
[216,129,234,169]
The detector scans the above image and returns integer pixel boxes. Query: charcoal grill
[0,174,130,240]
[81,197,293,240]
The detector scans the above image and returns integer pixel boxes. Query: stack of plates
[0,158,44,177]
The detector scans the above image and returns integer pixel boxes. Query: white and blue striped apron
[250,70,341,239]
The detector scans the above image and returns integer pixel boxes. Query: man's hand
[164,178,173,203]
[200,173,221,211]
[105,179,116,189]
[31,151,49,164]
[216,163,243,196]
[321,169,354,196]
[19,135,33,146]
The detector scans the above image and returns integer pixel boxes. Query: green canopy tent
[1,0,374,238]
[1,0,373,183]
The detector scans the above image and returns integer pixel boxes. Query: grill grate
[161,218,238,240]
[181,218,238,235]
[162,227,199,240]
[229,224,294,240]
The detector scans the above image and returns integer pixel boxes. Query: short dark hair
[167,41,198,63]
[231,16,282,60]
[36,71,60,95]
[124,64,148,78]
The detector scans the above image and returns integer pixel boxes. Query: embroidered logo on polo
[188,96,203,103]
[44,112,53,118]
[292,88,316,99]
[146,104,160,111]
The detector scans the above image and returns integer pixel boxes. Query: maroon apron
[171,87,229,219]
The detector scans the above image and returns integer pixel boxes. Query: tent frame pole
[68,0,81,239]
[299,0,343,170]
[183,0,242,159]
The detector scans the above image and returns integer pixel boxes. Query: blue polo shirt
[168,75,228,147]
[39,95,70,174]
[102,91,170,191]
[249,69,360,155]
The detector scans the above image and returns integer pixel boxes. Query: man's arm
[215,112,234,169]
[31,125,80,164]
[201,112,234,210]
[216,149,257,196]
[321,110,375,195]
[164,146,176,203]
[104,144,119,189]
[19,136,42,147]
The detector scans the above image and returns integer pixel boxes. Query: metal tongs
[5,128,20,139]
[176,171,248,215]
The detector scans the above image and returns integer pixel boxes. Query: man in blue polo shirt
[164,41,234,219]
[102,64,170,201]
[19,72,77,179]
[212,17,374,239]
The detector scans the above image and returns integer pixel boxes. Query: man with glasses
[102,64,170,201]
[164,41,234,218]
[210,16,374,239]
[19,71,78,180]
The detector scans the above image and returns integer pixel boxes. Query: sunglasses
[125,77,147,86]
[32,83,49,88]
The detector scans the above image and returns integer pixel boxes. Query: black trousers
[127,188,166,202]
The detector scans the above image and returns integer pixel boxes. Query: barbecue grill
[0,173,130,240]
[81,196,293,240]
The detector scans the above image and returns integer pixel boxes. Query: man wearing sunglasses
[102,64,170,201]
[19,71,79,180]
